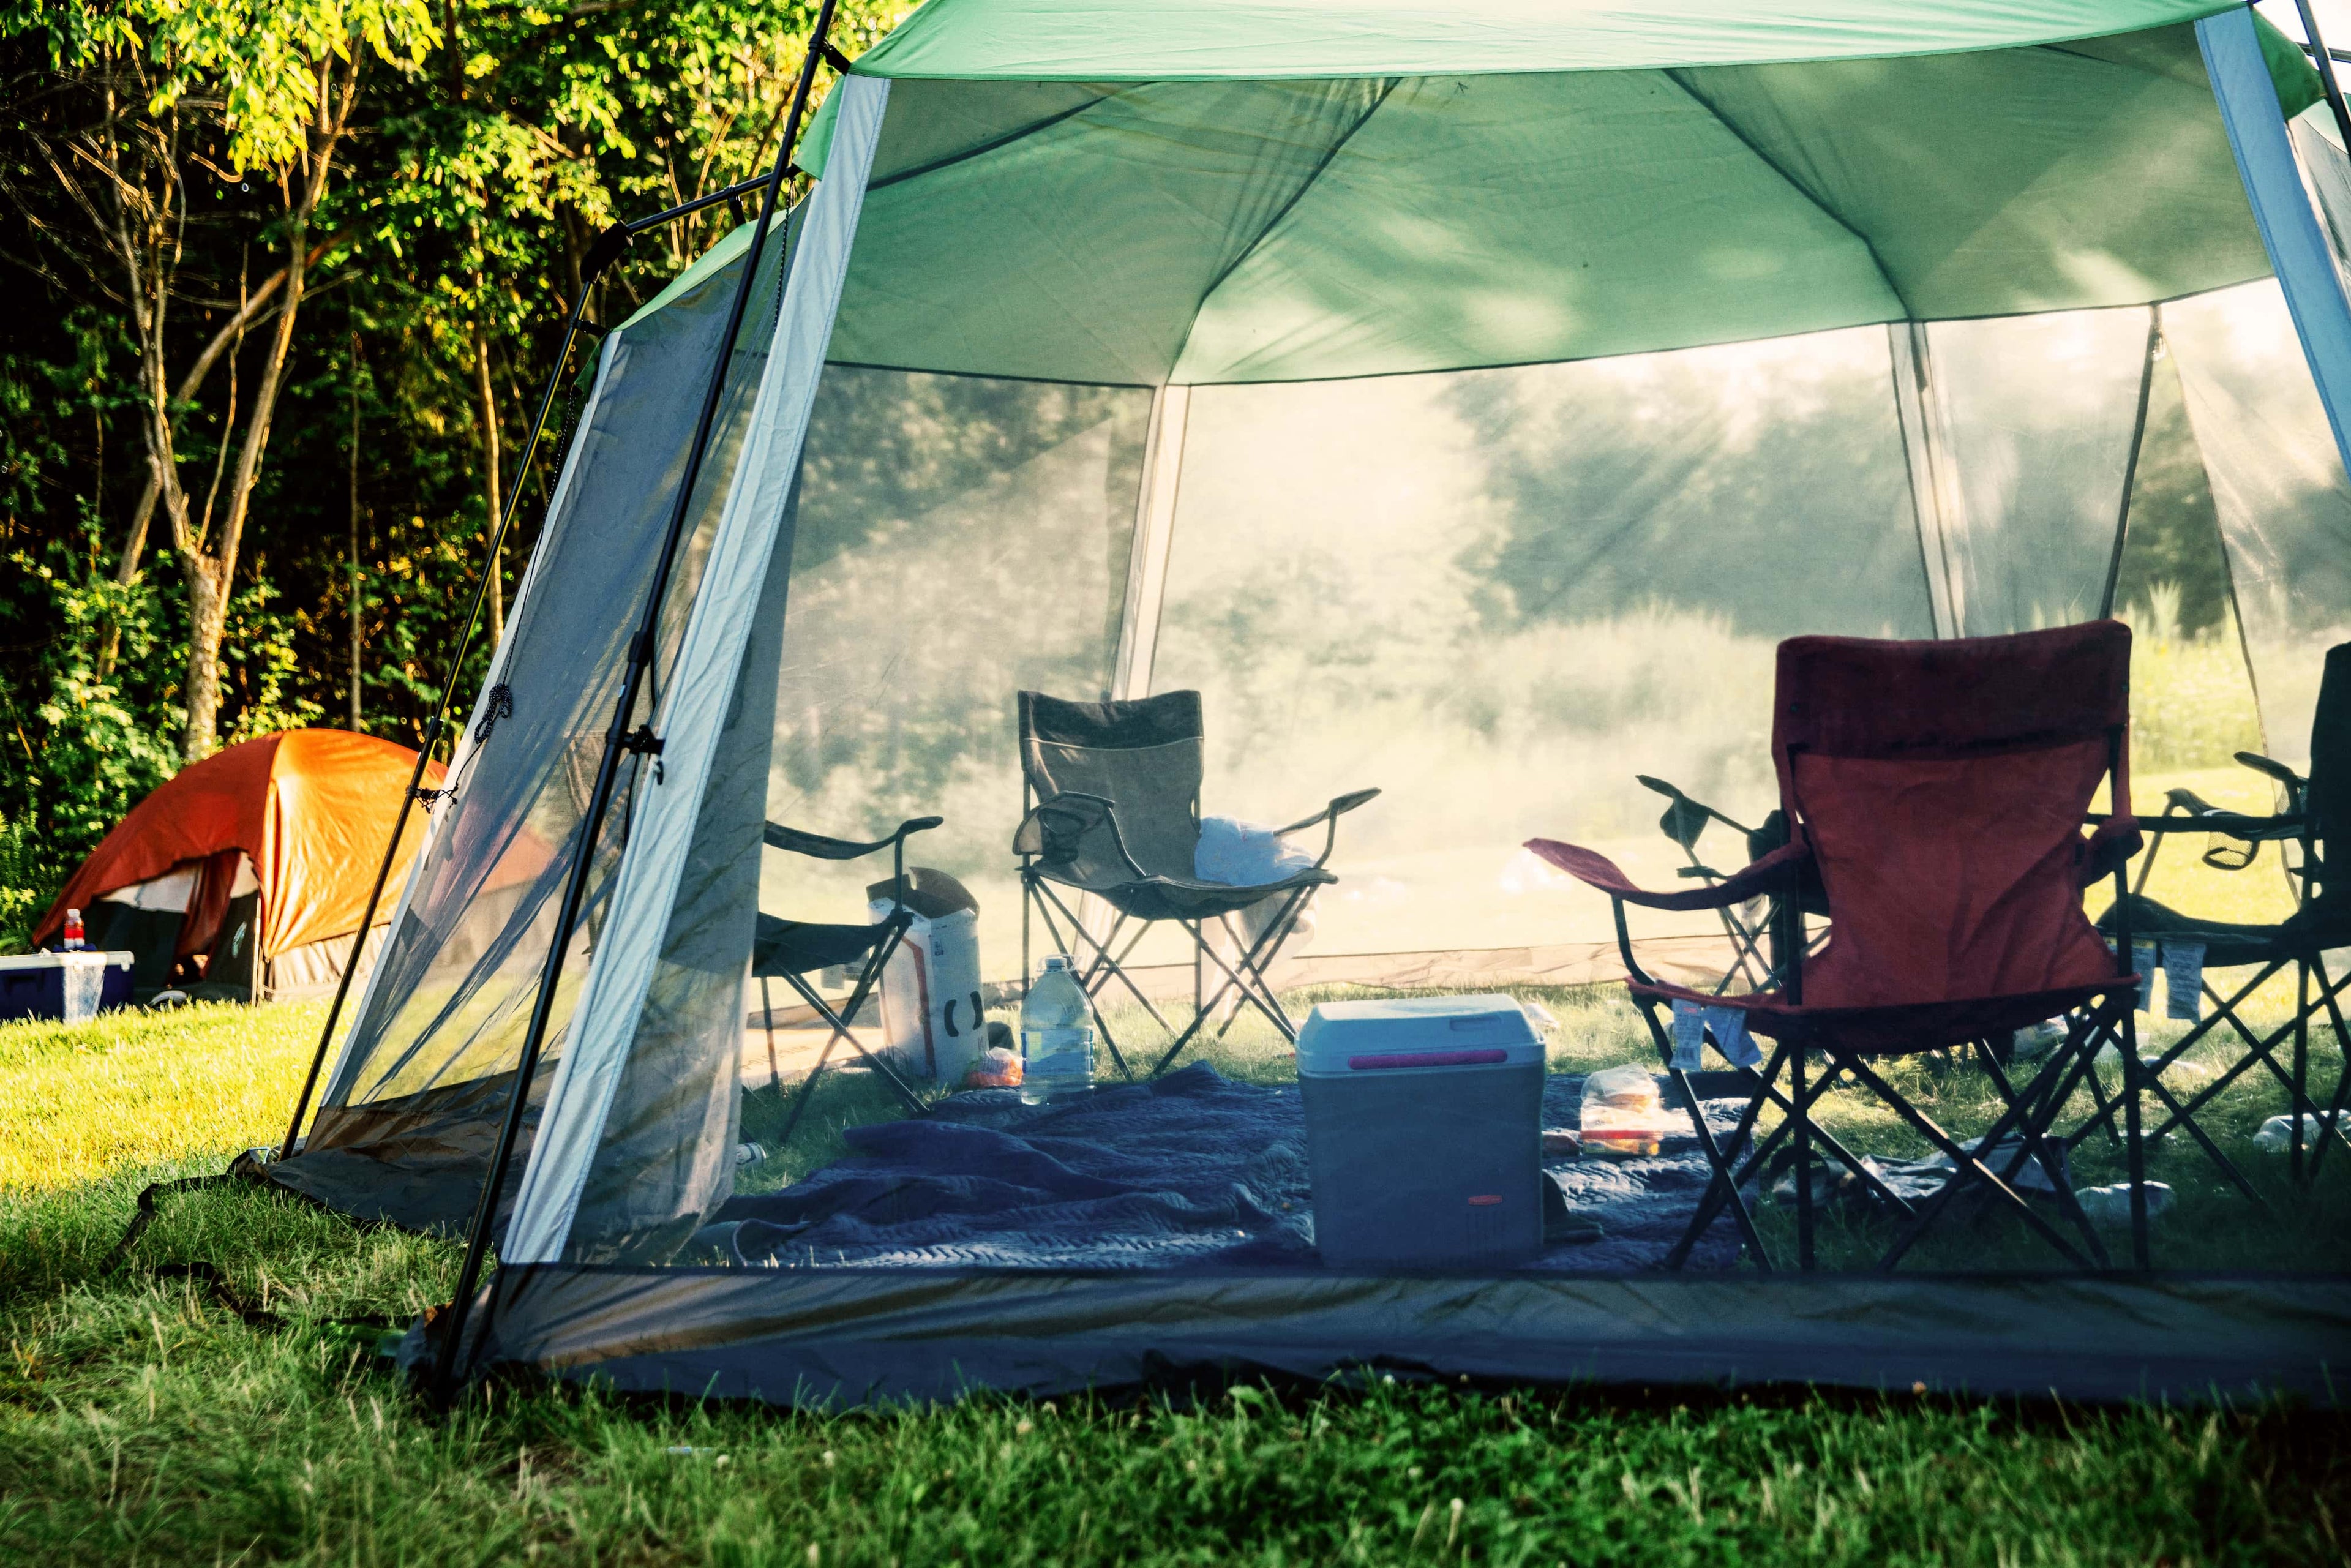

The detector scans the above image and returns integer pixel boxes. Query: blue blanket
[701,1062,1744,1272]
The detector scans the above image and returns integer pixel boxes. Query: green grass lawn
[4,999,2351,1565]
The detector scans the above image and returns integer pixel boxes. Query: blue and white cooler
[1295,994,1545,1269]
[0,950,135,1024]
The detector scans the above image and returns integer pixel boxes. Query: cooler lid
[1295,993,1544,1073]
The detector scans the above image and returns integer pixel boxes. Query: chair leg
[1793,1049,1816,1269]
[1032,879,1168,1052]
[2119,1005,2148,1268]
[1152,910,1297,1075]
[776,1027,839,1151]
[781,960,926,1118]
[1668,1039,1921,1261]
[1978,1046,2110,1269]
[2145,966,2351,1165]
[1648,1010,1776,1272]
[761,975,781,1092]
[2295,962,2311,1184]
[2306,955,2351,1184]
[1845,1046,2098,1272]
[1212,888,1315,1043]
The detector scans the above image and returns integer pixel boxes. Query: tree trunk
[474,312,504,642]
[176,53,358,759]
[350,337,364,732]
[98,258,309,678]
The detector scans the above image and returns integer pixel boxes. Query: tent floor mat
[440,1266,2351,1408]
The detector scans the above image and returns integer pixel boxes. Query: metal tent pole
[427,1,844,1402]
[2295,1,2351,154]
[277,257,619,1161]
[2096,307,2163,620]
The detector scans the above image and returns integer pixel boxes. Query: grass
[6,994,2351,1563]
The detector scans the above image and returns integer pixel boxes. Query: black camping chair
[1633,775,1825,996]
[2079,642,2351,1191]
[1013,690,1378,1076]
[758,816,942,1149]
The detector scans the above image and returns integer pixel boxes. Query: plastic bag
[2075,1180,2173,1225]
[1580,1064,1668,1157]
[2254,1113,2343,1153]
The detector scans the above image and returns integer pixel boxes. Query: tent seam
[868,89,1119,192]
[1662,68,1918,321]
[1168,76,1401,380]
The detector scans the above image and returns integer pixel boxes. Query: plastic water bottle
[1019,955,1095,1104]
[61,908,86,951]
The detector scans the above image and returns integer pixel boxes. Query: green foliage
[2119,582,2267,772]
[2112,353,2235,639]
[0,522,181,949]
[22,0,439,173]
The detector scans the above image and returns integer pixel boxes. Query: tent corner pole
[426,0,844,1407]
[2293,0,2351,155]
[277,269,609,1165]
[2098,307,2163,621]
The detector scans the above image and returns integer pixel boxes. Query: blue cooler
[1295,994,1545,1269]
[0,951,135,1024]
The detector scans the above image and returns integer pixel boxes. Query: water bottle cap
[1041,955,1073,972]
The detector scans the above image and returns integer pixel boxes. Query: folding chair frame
[1541,697,2157,1274]
[1016,778,1374,1078]
[2075,733,2348,1189]
[1616,898,2137,1274]
[756,817,941,1152]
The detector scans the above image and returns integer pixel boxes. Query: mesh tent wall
[272,0,2351,1401]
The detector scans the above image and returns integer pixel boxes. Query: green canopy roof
[841,0,2242,80]
[755,3,2327,384]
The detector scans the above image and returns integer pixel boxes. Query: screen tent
[272,0,2351,1403]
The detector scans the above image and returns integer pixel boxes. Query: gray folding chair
[1014,690,1377,1076]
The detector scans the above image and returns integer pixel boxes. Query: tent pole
[2295,0,2351,154]
[277,263,612,1163]
[427,0,843,1404]
[2098,308,2162,620]
[1887,323,1962,638]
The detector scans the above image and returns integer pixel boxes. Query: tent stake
[427,0,844,1405]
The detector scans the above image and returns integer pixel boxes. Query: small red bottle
[61,908,86,950]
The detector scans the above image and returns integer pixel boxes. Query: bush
[0,524,180,950]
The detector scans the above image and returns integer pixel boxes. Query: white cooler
[1295,994,1545,1269]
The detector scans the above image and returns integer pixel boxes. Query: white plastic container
[1294,994,1545,1268]
[867,872,987,1085]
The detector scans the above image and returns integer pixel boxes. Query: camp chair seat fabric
[1029,861,1337,924]
[753,914,894,977]
[2099,892,2351,969]
[1622,975,2130,1058]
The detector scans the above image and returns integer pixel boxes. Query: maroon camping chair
[1528,623,2152,1271]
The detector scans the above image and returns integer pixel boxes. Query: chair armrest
[765,816,942,861]
[1273,787,1381,837]
[2137,808,2303,839]
[2235,750,2305,793]
[1013,792,1153,882]
[2080,812,2142,887]
[1635,775,1754,852]
[1524,837,1811,911]
[1273,787,1381,869]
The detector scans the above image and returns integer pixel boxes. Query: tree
[10,0,434,759]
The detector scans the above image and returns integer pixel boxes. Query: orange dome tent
[34,730,444,1001]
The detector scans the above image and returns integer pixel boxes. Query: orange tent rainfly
[34,729,443,1002]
